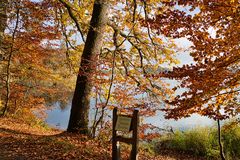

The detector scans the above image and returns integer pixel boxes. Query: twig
[58,0,86,43]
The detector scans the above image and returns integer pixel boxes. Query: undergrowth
[6,108,50,130]
[155,122,240,160]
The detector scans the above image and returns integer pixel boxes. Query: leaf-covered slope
[0,117,205,160]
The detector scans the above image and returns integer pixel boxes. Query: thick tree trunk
[217,119,226,160]
[67,0,108,134]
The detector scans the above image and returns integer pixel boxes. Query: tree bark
[0,0,7,59]
[2,4,19,116]
[217,119,226,160]
[0,0,8,116]
[67,0,109,134]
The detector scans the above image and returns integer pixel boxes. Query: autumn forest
[0,0,239,160]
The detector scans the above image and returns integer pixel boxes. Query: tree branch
[58,0,86,43]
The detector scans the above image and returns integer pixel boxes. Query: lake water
[45,102,215,130]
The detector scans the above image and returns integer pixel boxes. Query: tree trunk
[0,0,7,59]
[2,6,19,116]
[0,0,8,116]
[217,119,226,160]
[67,0,109,134]
[0,0,7,43]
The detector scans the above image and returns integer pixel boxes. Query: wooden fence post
[112,107,118,160]
[130,109,139,160]
[112,107,139,160]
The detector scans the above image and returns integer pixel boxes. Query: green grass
[222,123,240,159]
[155,122,240,160]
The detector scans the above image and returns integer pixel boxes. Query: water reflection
[45,102,71,129]
[45,102,215,130]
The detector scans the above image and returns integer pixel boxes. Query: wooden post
[130,109,139,160]
[112,107,118,160]
[117,141,120,160]
[112,107,139,160]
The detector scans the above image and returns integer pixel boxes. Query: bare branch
[58,0,86,43]
[132,0,137,23]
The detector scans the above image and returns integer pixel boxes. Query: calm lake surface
[45,102,215,130]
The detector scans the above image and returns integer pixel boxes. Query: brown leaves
[0,0,74,115]
[0,117,205,160]
[146,0,240,120]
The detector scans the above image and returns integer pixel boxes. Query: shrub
[155,123,240,159]
[139,142,156,156]
[184,127,212,156]
[222,122,240,160]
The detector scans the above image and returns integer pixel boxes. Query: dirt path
[0,118,204,160]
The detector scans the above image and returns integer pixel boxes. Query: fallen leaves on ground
[0,118,204,160]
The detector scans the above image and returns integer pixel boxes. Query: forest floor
[0,117,205,160]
